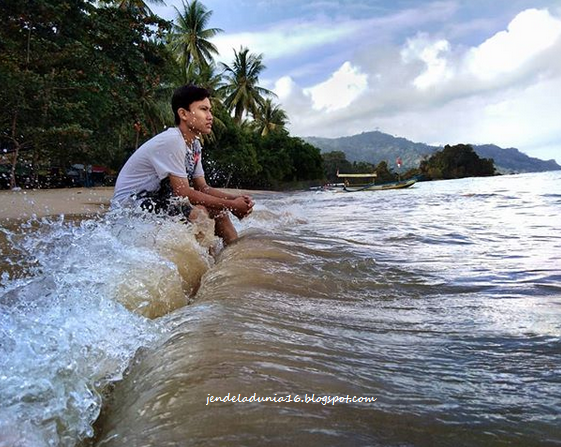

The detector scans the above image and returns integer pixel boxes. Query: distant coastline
[304,131,561,174]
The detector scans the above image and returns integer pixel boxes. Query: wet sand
[0,187,270,222]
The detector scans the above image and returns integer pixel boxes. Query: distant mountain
[471,144,560,173]
[304,131,561,173]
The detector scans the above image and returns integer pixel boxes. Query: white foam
[0,210,214,445]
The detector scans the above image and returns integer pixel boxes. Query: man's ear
[178,107,191,121]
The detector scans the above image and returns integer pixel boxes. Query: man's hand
[242,195,254,208]
[229,196,254,219]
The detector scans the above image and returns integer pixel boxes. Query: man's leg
[188,206,237,246]
[211,211,238,246]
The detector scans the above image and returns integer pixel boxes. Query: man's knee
[188,205,209,221]
[208,208,231,220]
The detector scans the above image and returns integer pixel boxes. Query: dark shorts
[135,178,192,219]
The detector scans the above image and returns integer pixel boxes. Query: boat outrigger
[335,172,416,192]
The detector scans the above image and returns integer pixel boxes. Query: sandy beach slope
[0,187,269,221]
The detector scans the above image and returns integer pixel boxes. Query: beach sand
[0,187,268,221]
[0,187,114,221]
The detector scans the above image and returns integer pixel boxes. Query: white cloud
[211,1,460,73]
[268,6,561,163]
[213,20,355,62]
[465,9,561,81]
[479,76,561,149]
[303,62,368,111]
[274,76,296,99]
[396,8,561,95]
[154,1,561,162]
[401,34,454,89]
[273,76,312,111]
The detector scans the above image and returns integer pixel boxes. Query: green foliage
[101,0,166,16]
[322,151,353,181]
[220,47,275,123]
[0,0,175,187]
[202,107,260,188]
[322,151,400,183]
[353,161,377,176]
[252,133,323,188]
[402,167,421,180]
[420,144,495,180]
[203,109,323,190]
[83,6,174,165]
[252,98,289,137]
[177,62,223,96]
[373,160,397,183]
[0,0,323,190]
[169,0,223,73]
[287,138,324,182]
[0,0,94,187]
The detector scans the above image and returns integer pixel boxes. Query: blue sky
[153,1,561,164]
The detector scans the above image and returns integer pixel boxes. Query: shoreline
[0,187,272,222]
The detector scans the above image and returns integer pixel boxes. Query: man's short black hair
[171,84,211,125]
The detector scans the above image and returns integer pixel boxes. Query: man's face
[184,98,213,135]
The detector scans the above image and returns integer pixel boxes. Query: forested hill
[472,144,560,173]
[304,131,560,173]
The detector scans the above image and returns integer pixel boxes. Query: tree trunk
[224,170,233,188]
[32,147,40,187]
[9,145,21,190]
[234,104,244,124]
[9,113,19,189]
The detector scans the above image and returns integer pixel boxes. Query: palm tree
[254,99,289,136]
[180,62,224,97]
[220,46,275,124]
[107,0,165,16]
[169,0,223,74]
[138,82,174,135]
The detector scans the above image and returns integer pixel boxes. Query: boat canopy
[336,173,377,178]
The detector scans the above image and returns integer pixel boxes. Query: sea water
[1,171,560,446]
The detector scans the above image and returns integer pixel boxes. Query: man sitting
[112,84,254,245]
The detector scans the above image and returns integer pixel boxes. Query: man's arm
[192,176,254,206]
[169,175,253,219]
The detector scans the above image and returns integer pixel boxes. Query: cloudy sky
[153,0,561,163]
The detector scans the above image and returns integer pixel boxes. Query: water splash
[0,208,216,446]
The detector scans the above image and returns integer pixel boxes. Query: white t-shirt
[112,127,204,204]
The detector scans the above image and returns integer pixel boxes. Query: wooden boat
[335,173,416,192]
